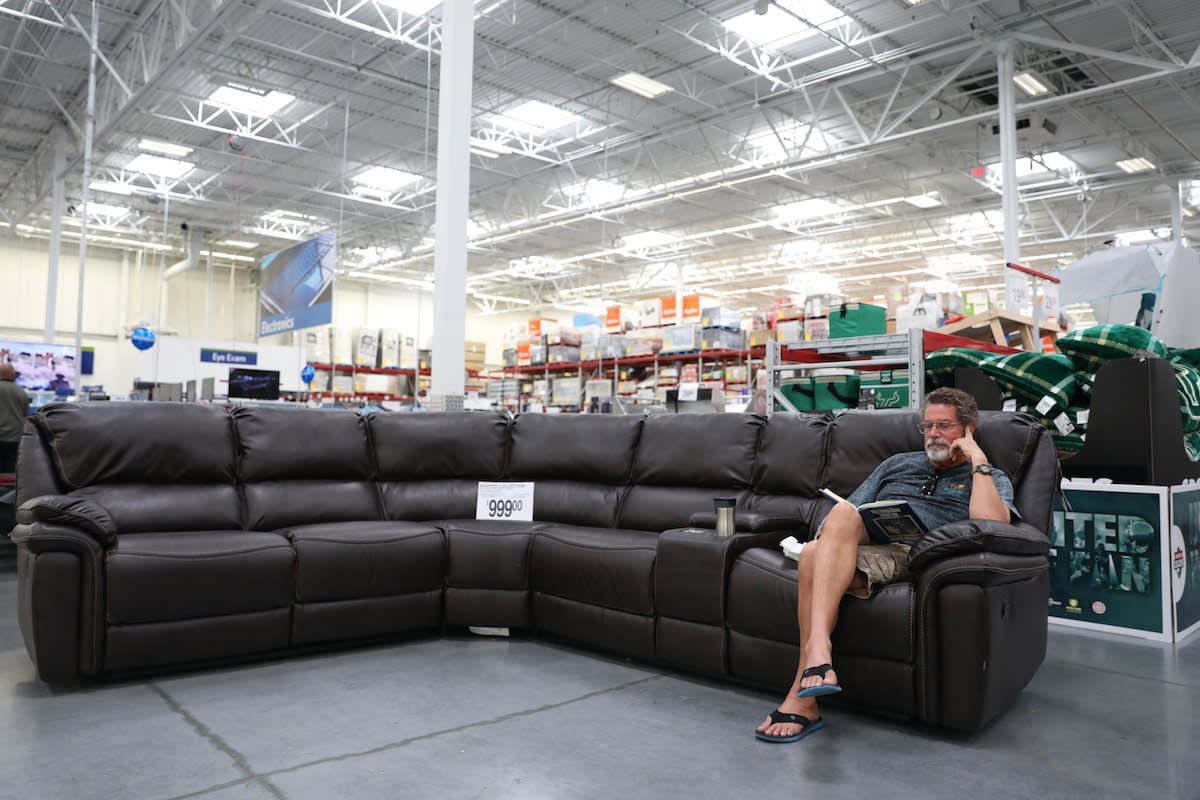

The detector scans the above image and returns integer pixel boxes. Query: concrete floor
[1,568,1198,800]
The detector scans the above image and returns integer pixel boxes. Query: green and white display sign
[1171,485,1200,641]
[1050,481,1172,641]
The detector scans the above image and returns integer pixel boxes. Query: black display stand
[953,358,1200,485]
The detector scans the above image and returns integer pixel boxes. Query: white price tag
[1035,395,1056,415]
[1053,412,1075,435]
[678,382,699,402]
[1075,409,1090,426]
[1002,398,1017,412]
[475,482,534,521]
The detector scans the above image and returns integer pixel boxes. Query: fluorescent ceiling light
[89,180,134,196]
[779,239,824,261]
[904,193,942,209]
[497,100,582,134]
[1115,157,1156,174]
[80,202,129,218]
[985,152,1076,183]
[352,166,421,192]
[723,0,847,50]
[1115,229,1167,246]
[138,139,192,157]
[621,230,680,250]
[208,84,295,116]
[199,250,257,263]
[127,153,195,179]
[927,253,985,273]
[773,197,845,223]
[216,239,258,249]
[611,71,672,99]
[375,0,441,13]
[1013,70,1052,97]
[469,138,516,158]
[564,178,626,207]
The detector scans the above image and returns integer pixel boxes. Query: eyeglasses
[920,473,938,496]
[918,421,961,434]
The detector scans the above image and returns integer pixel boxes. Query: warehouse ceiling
[1,0,1199,316]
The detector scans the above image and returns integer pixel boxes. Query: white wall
[0,234,587,391]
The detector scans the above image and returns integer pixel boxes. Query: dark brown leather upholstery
[11,404,1056,732]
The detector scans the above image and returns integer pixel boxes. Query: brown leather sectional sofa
[12,403,1057,732]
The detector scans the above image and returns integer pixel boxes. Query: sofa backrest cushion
[753,413,828,496]
[510,415,642,527]
[29,403,242,533]
[822,410,924,496]
[233,407,379,529]
[369,412,509,481]
[369,412,508,521]
[619,414,764,531]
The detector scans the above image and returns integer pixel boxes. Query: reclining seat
[233,407,444,646]
[366,412,519,629]
[517,415,645,654]
[724,409,1056,731]
[15,403,293,680]
[544,414,763,661]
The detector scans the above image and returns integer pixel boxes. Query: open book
[820,488,930,545]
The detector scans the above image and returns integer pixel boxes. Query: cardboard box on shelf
[681,294,717,323]
[302,327,330,364]
[623,330,662,357]
[503,348,518,367]
[725,365,749,384]
[776,319,804,343]
[581,344,599,361]
[637,299,661,327]
[548,345,581,363]
[775,305,803,322]
[354,328,380,367]
[552,376,581,405]
[661,323,701,353]
[331,375,354,394]
[379,329,400,368]
[805,317,829,341]
[701,326,745,350]
[749,328,775,347]
[530,343,547,365]
[700,306,742,328]
[528,318,558,339]
[331,327,355,365]
[585,379,612,400]
[605,305,637,333]
[418,349,432,371]
[660,295,678,325]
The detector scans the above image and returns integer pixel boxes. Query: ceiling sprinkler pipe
[163,225,200,280]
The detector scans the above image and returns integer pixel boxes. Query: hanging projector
[990,112,1057,146]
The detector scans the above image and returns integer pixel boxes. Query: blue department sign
[200,348,257,366]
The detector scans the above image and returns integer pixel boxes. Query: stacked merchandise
[925,324,1200,461]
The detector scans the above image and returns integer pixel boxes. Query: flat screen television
[0,339,77,393]
[228,367,280,401]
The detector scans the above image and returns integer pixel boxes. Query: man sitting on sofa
[756,387,1016,743]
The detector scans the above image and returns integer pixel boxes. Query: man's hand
[950,425,988,467]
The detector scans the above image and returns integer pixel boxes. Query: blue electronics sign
[258,229,336,338]
[200,349,257,366]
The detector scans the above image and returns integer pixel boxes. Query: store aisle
[0,567,1197,800]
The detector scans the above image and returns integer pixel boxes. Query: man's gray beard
[925,441,951,463]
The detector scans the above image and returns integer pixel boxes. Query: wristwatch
[973,463,995,477]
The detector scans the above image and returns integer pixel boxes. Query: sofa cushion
[244,480,380,531]
[369,412,508,481]
[509,414,641,483]
[617,485,750,533]
[822,410,924,497]
[726,547,914,662]
[233,406,373,481]
[753,413,828,497]
[31,403,236,489]
[106,531,293,625]
[381,479,480,521]
[531,524,659,615]
[630,414,763,487]
[284,521,444,603]
[74,484,243,534]
[438,519,543,590]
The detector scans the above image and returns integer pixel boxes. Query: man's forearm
[968,452,1011,522]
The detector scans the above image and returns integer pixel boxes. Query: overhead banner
[259,229,336,338]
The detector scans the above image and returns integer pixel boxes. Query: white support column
[45,127,67,343]
[205,249,213,339]
[74,2,99,359]
[1172,180,1184,241]
[429,0,476,407]
[996,41,1021,266]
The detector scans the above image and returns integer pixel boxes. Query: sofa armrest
[686,511,810,535]
[656,527,790,625]
[16,495,117,546]
[907,519,1048,573]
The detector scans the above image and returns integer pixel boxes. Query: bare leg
[798,502,865,692]
[758,541,821,737]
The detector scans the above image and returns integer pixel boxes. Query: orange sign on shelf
[682,294,702,322]
[660,295,678,324]
[517,341,532,365]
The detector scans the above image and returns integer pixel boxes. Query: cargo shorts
[814,520,913,600]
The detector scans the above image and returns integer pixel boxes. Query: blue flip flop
[755,710,825,743]
[796,663,842,698]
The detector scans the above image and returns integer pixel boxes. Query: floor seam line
[149,682,288,800]
[1041,657,1200,689]
[261,673,666,778]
